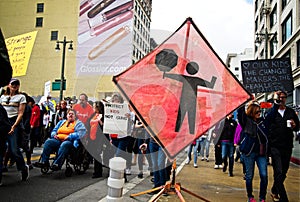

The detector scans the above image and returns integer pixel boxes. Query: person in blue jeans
[186,137,200,168]
[219,113,237,177]
[238,101,268,202]
[34,109,86,171]
[0,78,29,181]
[149,139,167,190]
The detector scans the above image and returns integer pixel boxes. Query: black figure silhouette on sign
[163,61,217,134]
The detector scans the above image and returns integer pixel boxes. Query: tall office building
[226,48,254,82]
[0,0,152,101]
[253,0,299,108]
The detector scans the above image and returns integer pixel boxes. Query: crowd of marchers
[0,78,299,202]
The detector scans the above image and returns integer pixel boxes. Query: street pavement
[58,141,300,202]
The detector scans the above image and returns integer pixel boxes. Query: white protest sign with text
[103,102,129,135]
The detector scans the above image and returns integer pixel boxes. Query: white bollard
[106,157,126,201]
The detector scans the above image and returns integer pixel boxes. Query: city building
[253,0,300,109]
[225,48,254,82]
[0,0,152,101]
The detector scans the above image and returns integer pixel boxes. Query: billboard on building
[76,0,134,76]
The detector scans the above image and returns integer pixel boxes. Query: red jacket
[30,104,40,128]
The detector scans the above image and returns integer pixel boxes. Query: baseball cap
[10,78,20,85]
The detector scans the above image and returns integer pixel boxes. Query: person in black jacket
[238,101,269,202]
[219,113,237,177]
[265,91,299,202]
[0,103,11,186]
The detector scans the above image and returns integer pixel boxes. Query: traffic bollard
[106,157,126,201]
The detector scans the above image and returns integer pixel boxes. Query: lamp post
[254,2,277,101]
[55,36,73,102]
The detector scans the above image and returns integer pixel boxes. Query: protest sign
[103,102,130,135]
[241,58,294,93]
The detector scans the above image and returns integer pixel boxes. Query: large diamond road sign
[113,18,251,159]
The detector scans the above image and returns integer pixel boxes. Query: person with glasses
[0,78,30,181]
[238,101,269,202]
[265,91,299,202]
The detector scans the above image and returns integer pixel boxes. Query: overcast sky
[150,0,254,61]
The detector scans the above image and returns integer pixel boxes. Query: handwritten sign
[5,31,37,77]
[241,58,294,93]
[103,102,130,135]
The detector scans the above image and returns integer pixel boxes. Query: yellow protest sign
[5,31,37,76]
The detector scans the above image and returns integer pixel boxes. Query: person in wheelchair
[34,108,86,171]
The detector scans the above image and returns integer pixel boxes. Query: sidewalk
[60,143,300,202]
[124,144,300,202]
[145,145,300,202]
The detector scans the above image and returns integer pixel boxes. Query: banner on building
[103,102,130,135]
[5,31,37,77]
[241,58,294,93]
[76,0,134,76]
[113,18,252,159]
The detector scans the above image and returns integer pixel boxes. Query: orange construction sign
[113,18,251,159]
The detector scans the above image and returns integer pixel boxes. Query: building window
[50,31,58,41]
[297,40,300,66]
[270,34,277,57]
[37,3,44,13]
[255,0,258,12]
[270,4,277,28]
[35,17,43,27]
[282,0,287,10]
[282,49,290,59]
[282,12,292,43]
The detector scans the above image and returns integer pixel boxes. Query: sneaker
[248,197,256,202]
[92,173,102,178]
[21,165,29,181]
[218,165,223,169]
[270,193,280,202]
[223,165,227,172]
[33,161,49,168]
[206,158,209,162]
[125,168,131,175]
[138,172,143,179]
[229,172,233,177]
[201,157,205,161]
[50,164,60,171]
[193,163,198,168]
[185,158,191,164]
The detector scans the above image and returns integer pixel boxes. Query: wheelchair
[37,142,90,177]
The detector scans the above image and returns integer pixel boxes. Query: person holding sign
[107,93,135,176]
[238,101,269,202]
[265,91,299,202]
